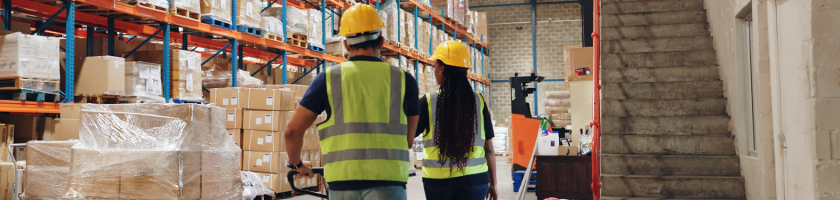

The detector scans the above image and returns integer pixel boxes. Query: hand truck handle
[287,167,327,198]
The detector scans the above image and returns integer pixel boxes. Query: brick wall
[471,0,582,124]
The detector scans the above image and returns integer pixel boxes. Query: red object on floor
[544,198,561,200]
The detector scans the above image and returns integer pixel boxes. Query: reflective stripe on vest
[317,61,409,183]
[422,92,489,179]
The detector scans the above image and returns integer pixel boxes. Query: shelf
[400,0,489,51]
[0,100,64,114]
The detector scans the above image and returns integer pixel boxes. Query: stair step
[602,23,709,40]
[602,116,731,135]
[601,135,736,155]
[603,10,707,27]
[603,36,714,54]
[602,81,723,99]
[601,175,746,198]
[601,154,741,176]
[602,98,727,117]
[602,65,720,83]
[602,0,704,15]
[602,50,718,68]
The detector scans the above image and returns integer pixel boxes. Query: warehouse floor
[287,156,537,200]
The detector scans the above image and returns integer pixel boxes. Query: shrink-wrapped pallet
[0,33,61,80]
[200,0,231,22]
[237,0,262,27]
[308,9,324,49]
[288,7,310,35]
[64,104,242,199]
[379,0,399,42]
[21,140,77,199]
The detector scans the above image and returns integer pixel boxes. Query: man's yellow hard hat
[339,4,386,36]
[430,41,471,69]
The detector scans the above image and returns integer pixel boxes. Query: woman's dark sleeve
[416,95,428,138]
[482,94,494,140]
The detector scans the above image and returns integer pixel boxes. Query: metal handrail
[590,0,602,199]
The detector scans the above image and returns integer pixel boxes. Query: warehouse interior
[2,0,839,199]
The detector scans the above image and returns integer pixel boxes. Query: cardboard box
[66,148,121,199]
[569,146,579,156]
[210,87,247,108]
[26,141,76,168]
[53,119,80,141]
[255,172,292,193]
[0,124,12,162]
[23,141,76,198]
[474,12,487,41]
[281,84,310,98]
[242,151,288,174]
[0,162,13,200]
[559,146,569,156]
[242,130,284,152]
[226,129,242,148]
[244,88,296,111]
[119,151,201,199]
[243,110,285,132]
[0,33,61,80]
[76,56,126,95]
[60,104,83,119]
[303,135,319,151]
[201,150,242,198]
[0,114,47,143]
[225,108,243,129]
[243,85,294,90]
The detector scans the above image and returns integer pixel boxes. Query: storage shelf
[399,0,489,51]
[0,100,63,114]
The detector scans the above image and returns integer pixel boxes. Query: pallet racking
[0,0,490,113]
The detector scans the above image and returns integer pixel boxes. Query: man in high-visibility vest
[284,4,419,200]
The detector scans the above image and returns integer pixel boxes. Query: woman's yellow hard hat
[339,4,386,36]
[430,41,472,69]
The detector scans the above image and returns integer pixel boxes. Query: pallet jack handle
[288,167,328,198]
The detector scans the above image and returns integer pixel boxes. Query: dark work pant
[423,183,489,200]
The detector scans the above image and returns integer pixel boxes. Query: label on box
[256,118,262,125]
[263,174,270,183]
[223,99,230,105]
[257,138,264,145]
[154,80,162,95]
[231,97,238,105]
[228,113,235,121]
[266,134,273,143]
[246,2,254,17]
[151,65,161,79]
[139,64,150,79]
[220,0,227,9]
[146,79,155,94]
[285,177,288,184]
[263,153,271,162]
[256,159,263,166]
[265,114,272,123]
[266,96,273,105]
[186,72,194,91]
[280,87,291,91]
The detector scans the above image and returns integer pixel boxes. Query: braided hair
[433,61,478,175]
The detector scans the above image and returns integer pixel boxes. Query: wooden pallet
[137,2,167,12]
[495,153,510,156]
[265,33,284,42]
[74,94,123,104]
[399,43,410,52]
[385,38,397,46]
[171,7,200,21]
[287,33,309,48]
[0,78,60,91]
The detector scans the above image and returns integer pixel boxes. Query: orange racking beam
[403,0,489,50]
[0,100,64,114]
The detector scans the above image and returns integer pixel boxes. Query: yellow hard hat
[339,4,386,36]
[430,41,472,69]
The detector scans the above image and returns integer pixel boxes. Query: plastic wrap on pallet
[241,171,273,199]
[326,36,346,56]
[379,0,398,43]
[138,0,169,10]
[202,66,262,89]
[200,0,231,23]
[0,32,61,80]
[237,0,261,28]
[288,7,309,35]
[21,140,77,199]
[261,17,281,36]
[63,104,242,199]
[492,127,508,154]
[307,9,324,49]
[172,0,200,13]
[125,61,165,103]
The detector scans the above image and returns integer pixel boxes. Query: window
[741,14,758,155]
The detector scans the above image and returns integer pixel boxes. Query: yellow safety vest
[317,61,410,183]
[422,92,488,178]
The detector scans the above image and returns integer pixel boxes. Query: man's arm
[285,105,319,168]
[407,116,418,149]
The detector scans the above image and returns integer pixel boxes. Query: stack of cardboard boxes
[135,49,204,101]
[21,140,77,199]
[210,84,321,193]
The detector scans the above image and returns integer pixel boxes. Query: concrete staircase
[599,0,746,199]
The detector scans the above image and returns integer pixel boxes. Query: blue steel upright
[281,0,287,84]
[232,0,239,87]
[2,0,11,30]
[163,23,171,102]
[63,0,75,103]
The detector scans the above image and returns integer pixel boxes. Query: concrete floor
[287,156,537,200]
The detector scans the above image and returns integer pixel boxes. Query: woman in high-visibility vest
[416,41,498,200]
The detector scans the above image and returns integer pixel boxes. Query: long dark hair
[433,61,478,174]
